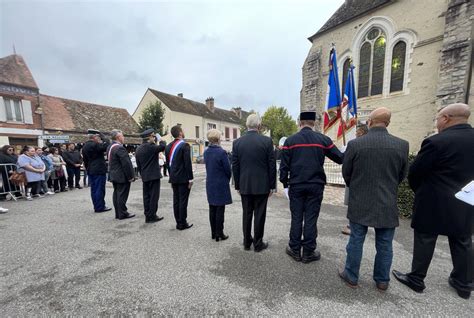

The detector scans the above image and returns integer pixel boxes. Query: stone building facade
[301,0,473,151]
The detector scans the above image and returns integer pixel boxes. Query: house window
[225,127,230,140]
[341,58,351,94]
[195,126,200,138]
[4,98,23,122]
[390,41,407,93]
[207,123,216,131]
[233,128,238,139]
[358,27,386,98]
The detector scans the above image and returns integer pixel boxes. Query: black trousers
[143,179,161,220]
[289,184,324,254]
[53,177,66,192]
[241,194,269,249]
[209,205,225,236]
[407,230,473,293]
[67,167,81,188]
[172,183,190,226]
[112,182,131,219]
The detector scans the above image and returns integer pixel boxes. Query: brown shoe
[376,282,389,291]
[341,225,351,235]
[338,269,358,288]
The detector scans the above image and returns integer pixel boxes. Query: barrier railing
[0,163,24,201]
[324,161,345,186]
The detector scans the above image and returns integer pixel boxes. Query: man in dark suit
[339,107,409,291]
[136,128,166,223]
[165,125,194,230]
[280,111,344,263]
[107,130,135,220]
[82,129,111,213]
[62,143,83,190]
[232,114,276,252]
[393,103,473,300]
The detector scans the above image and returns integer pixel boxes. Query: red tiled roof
[0,54,38,89]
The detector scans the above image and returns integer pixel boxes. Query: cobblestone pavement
[0,166,472,316]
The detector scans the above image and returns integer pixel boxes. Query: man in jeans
[62,143,83,190]
[339,107,409,291]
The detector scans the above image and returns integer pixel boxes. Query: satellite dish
[278,137,287,147]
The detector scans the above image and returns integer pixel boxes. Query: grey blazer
[342,127,409,228]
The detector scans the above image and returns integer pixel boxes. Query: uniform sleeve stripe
[281,143,335,150]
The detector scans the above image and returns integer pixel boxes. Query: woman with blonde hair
[204,129,232,241]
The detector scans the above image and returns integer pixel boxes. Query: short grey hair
[246,113,261,129]
[207,129,221,144]
[111,129,123,141]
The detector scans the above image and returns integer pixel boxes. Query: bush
[397,154,416,218]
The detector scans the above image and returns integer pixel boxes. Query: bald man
[393,103,474,300]
[339,107,409,291]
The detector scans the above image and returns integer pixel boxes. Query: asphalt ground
[0,167,472,316]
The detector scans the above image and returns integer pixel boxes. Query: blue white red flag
[324,47,342,139]
[338,62,358,143]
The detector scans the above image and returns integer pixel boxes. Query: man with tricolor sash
[165,125,194,230]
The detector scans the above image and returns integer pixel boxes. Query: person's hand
[188,181,193,189]
[268,192,273,198]
[129,178,135,182]
[75,163,81,167]
[284,188,289,200]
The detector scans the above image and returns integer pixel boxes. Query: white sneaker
[0,207,8,213]
[26,195,33,201]
[47,191,55,195]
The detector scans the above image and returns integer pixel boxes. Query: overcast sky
[1,0,343,118]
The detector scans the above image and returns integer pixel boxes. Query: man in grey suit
[338,107,409,291]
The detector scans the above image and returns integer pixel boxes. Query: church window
[390,41,407,93]
[342,58,351,94]
[358,27,386,97]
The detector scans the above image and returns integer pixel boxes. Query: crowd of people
[0,103,472,300]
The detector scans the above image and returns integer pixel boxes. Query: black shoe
[95,207,112,213]
[68,187,74,190]
[254,241,269,252]
[392,270,425,293]
[286,246,302,262]
[302,250,321,263]
[119,213,135,220]
[212,233,216,239]
[216,234,229,242]
[146,216,164,223]
[448,277,471,299]
[177,223,193,230]
[338,269,359,288]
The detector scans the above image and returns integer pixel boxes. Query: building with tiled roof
[133,88,251,157]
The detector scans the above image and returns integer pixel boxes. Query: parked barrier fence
[0,163,24,201]
[324,161,345,186]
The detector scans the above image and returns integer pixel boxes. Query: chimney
[177,93,183,97]
[233,107,242,119]
[205,97,215,111]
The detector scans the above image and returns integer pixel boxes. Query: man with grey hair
[82,129,111,213]
[393,103,473,299]
[232,113,276,252]
[107,130,135,220]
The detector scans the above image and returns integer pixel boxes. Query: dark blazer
[204,145,232,206]
[409,124,474,236]
[107,143,134,183]
[82,138,110,175]
[135,142,166,182]
[232,130,276,195]
[165,139,194,184]
[62,150,82,168]
[342,127,409,228]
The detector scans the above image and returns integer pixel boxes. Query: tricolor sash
[169,139,185,167]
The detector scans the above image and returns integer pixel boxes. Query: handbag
[55,166,64,178]
[9,171,27,186]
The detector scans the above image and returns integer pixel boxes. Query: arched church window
[342,58,351,94]
[358,27,386,97]
[390,41,407,92]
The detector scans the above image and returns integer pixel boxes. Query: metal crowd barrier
[0,163,24,201]
[324,161,345,186]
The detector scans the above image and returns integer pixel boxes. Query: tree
[262,106,297,145]
[138,101,167,136]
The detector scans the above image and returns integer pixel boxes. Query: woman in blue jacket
[204,129,232,242]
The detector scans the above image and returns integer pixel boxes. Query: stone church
[301,0,473,151]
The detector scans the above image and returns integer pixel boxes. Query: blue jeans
[344,221,395,284]
[88,174,106,212]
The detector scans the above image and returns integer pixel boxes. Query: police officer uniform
[135,128,166,223]
[279,111,344,263]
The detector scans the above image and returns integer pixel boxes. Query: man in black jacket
[165,125,194,230]
[82,129,111,213]
[232,114,276,252]
[280,111,345,263]
[136,128,166,223]
[393,103,474,300]
[62,143,83,190]
[108,130,135,220]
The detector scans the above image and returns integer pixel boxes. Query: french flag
[338,61,358,143]
[324,47,342,138]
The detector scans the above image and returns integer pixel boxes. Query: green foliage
[261,106,298,145]
[397,154,417,218]
[138,101,167,136]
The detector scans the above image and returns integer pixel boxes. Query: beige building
[133,89,250,158]
[301,0,473,151]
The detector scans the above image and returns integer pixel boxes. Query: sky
[0,0,344,119]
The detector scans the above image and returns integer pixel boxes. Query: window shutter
[0,96,6,122]
[22,99,34,124]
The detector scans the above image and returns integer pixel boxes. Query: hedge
[397,154,416,218]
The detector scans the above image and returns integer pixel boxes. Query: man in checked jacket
[280,111,344,263]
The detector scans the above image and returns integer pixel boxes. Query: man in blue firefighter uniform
[279,111,344,263]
